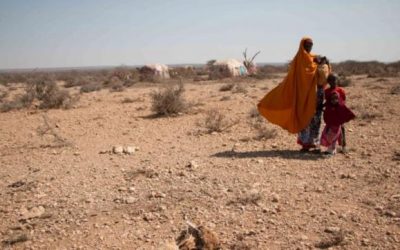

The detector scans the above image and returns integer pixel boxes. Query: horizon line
[1,59,399,73]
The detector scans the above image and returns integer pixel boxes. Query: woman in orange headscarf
[258,37,328,151]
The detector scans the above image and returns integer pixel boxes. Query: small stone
[300,235,308,241]
[125,197,137,204]
[113,146,124,154]
[361,238,370,246]
[384,210,396,217]
[324,227,341,233]
[187,160,199,169]
[271,193,279,202]
[85,198,94,204]
[257,159,264,164]
[20,206,45,220]
[123,146,136,155]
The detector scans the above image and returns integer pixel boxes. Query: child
[325,73,348,152]
[320,91,355,155]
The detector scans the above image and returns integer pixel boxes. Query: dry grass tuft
[232,84,248,94]
[249,108,277,140]
[219,83,235,92]
[338,75,352,87]
[2,233,29,245]
[315,231,345,249]
[203,109,238,133]
[176,222,221,250]
[359,111,382,121]
[151,83,187,116]
[37,114,73,147]
[109,82,126,92]
[390,85,400,95]
[248,107,260,118]
[0,90,8,102]
[124,169,158,181]
[24,79,77,110]
[228,190,263,206]
[121,97,144,104]
[80,83,102,93]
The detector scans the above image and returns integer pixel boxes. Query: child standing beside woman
[320,73,355,155]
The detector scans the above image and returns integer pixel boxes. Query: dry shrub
[338,75,352,87]
[315,231,345,249]
[359,111,382,121]
[0,100,24,112]
[151,83,187,116]
[390,85,400,95]
[220,96,231,101]
[219,83,247,93]
[1,80,77,112]
[37,114,72,147]
[124,169,158,181]
[228,190,263,206]
[169,66,197,79]
[110,82,125,92]
[0,90,8,102]
[176,222,221,250]
[394,151,400,161]
[250,109,277,140]
[2,233,28,245]
[248,107,260,118]
[64,77,90,88]
[219,83,235,92]
[232,84,248,94]
[121,97,143,104]
[80,83,102,93]
[203,109,238,133]
[333,60,400,77]
[27,79,77,110]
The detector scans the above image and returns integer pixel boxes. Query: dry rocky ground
[0,75,399,249]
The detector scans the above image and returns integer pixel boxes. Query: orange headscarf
[257,37,318,133]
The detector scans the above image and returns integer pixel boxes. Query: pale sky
[1,0,399,69]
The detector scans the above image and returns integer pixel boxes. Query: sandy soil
[0,75,399,249]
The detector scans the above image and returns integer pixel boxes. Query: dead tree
[243,48,261,74]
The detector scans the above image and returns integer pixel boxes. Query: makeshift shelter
[208,59,248,79]
[139,64,170,81]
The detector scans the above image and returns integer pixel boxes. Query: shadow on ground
[211,149,325,160]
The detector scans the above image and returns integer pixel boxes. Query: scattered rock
[384,210,396,217]
[271,193,279,203]
[19,206,45,220]
[2,233,28,245]
[8,181,25,188]
[187,160,199,169]
[125,197,137,204]
[315,231,344,249]
[123,146,136,155]
[324,227,341,233]
[176,221,221,250]
[113,146,124,154]
[361,238,370,246]
[340,173,356,179]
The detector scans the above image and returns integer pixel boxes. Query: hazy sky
[1,0,399,69]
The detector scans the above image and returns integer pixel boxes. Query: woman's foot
[300,148,310,153]
[311,148,321,154]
